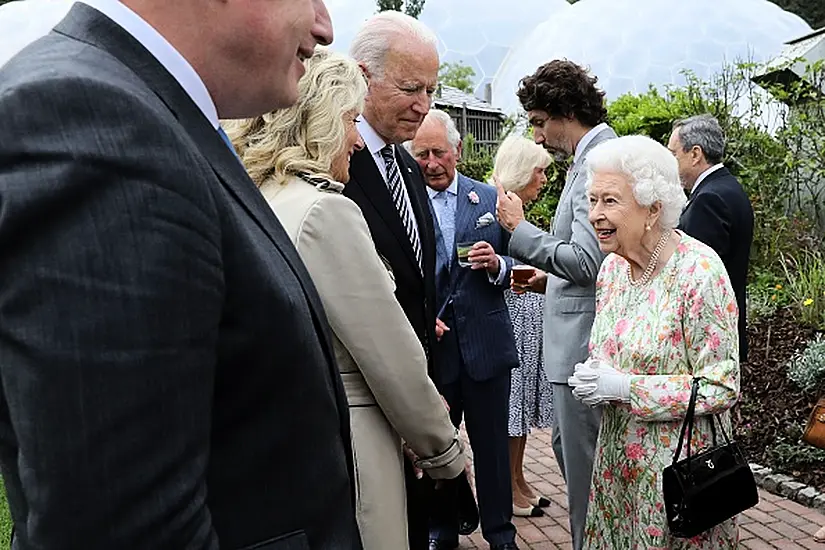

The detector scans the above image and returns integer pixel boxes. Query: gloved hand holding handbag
[567,359,631,406]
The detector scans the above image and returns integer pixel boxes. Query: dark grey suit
[0,4,360,550]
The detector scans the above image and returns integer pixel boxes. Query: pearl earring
[645,225,651,231]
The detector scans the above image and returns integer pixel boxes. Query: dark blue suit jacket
[431,174,519,386]
[678,166,753,361]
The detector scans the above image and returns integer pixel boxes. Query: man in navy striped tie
[343,10,476,550]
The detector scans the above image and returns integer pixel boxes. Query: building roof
[752,26,825,101]
[433,84,504,116]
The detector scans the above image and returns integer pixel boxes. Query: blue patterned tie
[434,190,455,269]
[380,145,422,272]
[217,126,239,159]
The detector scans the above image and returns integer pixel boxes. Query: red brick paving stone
[453,427,825,549]
[747,508,781,524]
[773,541,810,550]
[769,521,812,541]
[743,539,781,549]
[743,522,784,541]
[773,509,817,528]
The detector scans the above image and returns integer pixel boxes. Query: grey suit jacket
[508,127,617,383]
[0,4,360,549]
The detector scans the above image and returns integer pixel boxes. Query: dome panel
[491,0,813,115]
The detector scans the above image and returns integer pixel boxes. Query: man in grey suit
[0,1,363,549]
[495,60,616,550]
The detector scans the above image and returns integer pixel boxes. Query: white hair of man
[349,11,438,79]
[585,135,687,229]
[413,109,461,152]
[492,135,552,193]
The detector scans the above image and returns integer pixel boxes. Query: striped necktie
[380,145,422,272]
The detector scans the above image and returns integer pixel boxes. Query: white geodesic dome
[418,0,569,98]
[0,0,75,68]
[327,0,376,57]
[491,0,813,116]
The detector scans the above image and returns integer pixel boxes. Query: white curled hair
[349,11,438,79]
[584,135,687,229]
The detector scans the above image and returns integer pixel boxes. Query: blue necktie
[434,190,455,269]
[217,126,239,158]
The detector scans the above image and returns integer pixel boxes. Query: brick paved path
[459,428,825,549]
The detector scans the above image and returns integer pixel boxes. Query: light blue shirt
[426,174,506,284]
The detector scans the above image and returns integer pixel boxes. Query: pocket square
[475,212,495,229]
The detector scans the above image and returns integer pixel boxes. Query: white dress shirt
[356,117,420,234]
[80,0,219,129]
[690,163,724,195]
[574,122,609,164]
[426,173,506,284]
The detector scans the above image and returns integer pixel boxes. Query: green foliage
[376,0,425,18]
[457,133,494,183]
[0,479,9,547]
[438,62,476,94]
[780,250,825,330]
[746,271,790,322]
[524,161,567,231]
[766,421,825,471]
[772,0,825,29]
[787,334,825,392]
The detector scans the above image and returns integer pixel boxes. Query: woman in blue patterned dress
[492,135,555,517]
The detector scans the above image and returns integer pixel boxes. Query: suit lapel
[450,176,477,284]
[349,148,421,274]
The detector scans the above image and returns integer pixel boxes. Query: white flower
[468,190,480,204]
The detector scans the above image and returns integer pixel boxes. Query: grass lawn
[0,478,10,545]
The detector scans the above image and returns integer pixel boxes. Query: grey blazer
[0,4,360,549]
[508,127,617,383]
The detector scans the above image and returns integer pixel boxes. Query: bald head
[123,0,333,118]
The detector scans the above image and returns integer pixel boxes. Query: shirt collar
[80,0,219,129]
[574,122,609,163]
[426,172,459,199]
[356,117,389,156]
[691,163,724,194]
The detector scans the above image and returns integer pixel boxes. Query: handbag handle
[673,378,701,465]
[672,378,733,465]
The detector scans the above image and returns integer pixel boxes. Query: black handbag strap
[672,378,733,465]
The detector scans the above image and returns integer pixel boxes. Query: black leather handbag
[662,378,758,538]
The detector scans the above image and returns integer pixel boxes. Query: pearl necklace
[627,230,672,287]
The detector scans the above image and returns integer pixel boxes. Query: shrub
[457,133,494,183]
[746,270,790,322]
[787,333,825,393]
[781,250,825,330]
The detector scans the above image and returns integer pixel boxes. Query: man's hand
[435,318,450,341]
[467,241,499,274]
[511,268,548,294]
[495,180,525,233]
[402,443,423,479]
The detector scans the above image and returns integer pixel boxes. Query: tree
[376,0,425,19]
[438,62,476,94]
[772,0,825,30]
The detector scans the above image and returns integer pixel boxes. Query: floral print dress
[584,233,741,550]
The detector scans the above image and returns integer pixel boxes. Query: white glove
[567,359,631,406]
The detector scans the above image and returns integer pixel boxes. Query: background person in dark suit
[0,1,363,549]
[669,113,754,361]
[410,110,520,550]
[344,11,473,550]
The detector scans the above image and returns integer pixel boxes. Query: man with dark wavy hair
[495,59,616,550]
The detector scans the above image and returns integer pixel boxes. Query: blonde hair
[223,48,367,187]
[491,135,552,192]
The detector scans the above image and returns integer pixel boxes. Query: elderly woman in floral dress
[567,135,740,549]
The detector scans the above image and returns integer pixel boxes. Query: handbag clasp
[705,459,715,469]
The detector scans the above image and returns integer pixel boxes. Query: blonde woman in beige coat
[224,48,465,550]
